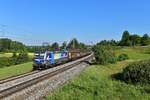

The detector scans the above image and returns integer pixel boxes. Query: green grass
[0,52,34,80]
[0,53,13,57]
[46,47,150,100]
[0,52,34,58]
[115,47,150,60]
[0,62,32,80]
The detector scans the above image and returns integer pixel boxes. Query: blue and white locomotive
[33,50,69,70]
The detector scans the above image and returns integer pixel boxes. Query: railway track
[0,53,93,99]
[0,71,39,84]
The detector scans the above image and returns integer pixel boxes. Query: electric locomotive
[33,50,69,70]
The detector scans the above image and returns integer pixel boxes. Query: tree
[110,40,118,46]
[119,31,131,46]
[10,41,26,51]
[27,46,46,52]
[141,34,150,46]
[129,34,141,46]
[61,41,67,50]
[0,38,11,51]
[79,42,87,51]
[97,40,118,46]
[12,51,17,58]
[51,42,59,51]
[42,42,50,51]
[0,38,27,52]
[67,38,79,49]
[97,40,107,45]
[92,45,116,64]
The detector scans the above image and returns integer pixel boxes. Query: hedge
[122,60,150,85]
[0,52,30,68]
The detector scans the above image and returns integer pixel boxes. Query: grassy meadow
[0,53,13,58]
[0,52,34,58]
[46,47,150,100]
[0,52,33,80]
[0,62,33,80]
[115,46,150,60]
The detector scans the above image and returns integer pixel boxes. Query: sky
[0,0,150,45]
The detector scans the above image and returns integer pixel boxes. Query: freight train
[33,49,90,70]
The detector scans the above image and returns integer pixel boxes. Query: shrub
[122,60,150,85]
[0,57,10,67]
[0,52,30,68]
[118,53,129,61]
[12,52,17,58]
[92,45,116,64]
[15,52,29,64]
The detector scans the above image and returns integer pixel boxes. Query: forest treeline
[98,30,150,46]
[0,30,150,52]
[0,38,88,52]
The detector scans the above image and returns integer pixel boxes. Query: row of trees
[97,40,118,46]
[28,38,88,52]
[0,38,88,52]
[119,31,150,46]
[0,38,26,52]
[97,31,150,46]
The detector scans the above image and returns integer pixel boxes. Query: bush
[0,57,10,67]
[0,52,30,68]
[12,52,17,58]
[14,52,29,64]
[122,60,150,85]
[92,45,116,64]
[118,53,129,61]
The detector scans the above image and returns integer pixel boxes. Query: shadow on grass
[111,72,124,82]
[144,89,150,94]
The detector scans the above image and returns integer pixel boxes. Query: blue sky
[0,0,150,45]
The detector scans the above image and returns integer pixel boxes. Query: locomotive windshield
[34,51,45,59]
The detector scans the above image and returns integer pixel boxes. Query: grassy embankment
[46,47,150,100]
[0,53,33,80]
[0,62,33,80]
[0,53,13,57]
